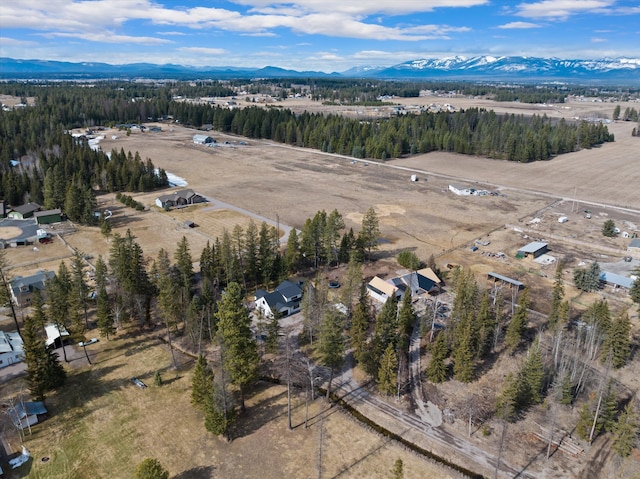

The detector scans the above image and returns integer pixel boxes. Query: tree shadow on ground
[233,382,288,438]
[173,465,216,479]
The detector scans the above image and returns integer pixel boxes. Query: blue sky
[1,0,639,72]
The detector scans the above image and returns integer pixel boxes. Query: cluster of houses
[253,267,443,319]
[0,269,73,370]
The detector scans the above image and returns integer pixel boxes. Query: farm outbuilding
[8,202,40,220]
[44,323,70,348]
[599,271,634,291]
[517,241,549,260]
[487,272,524,290]
[193,134,215,145]
[0,331,24,368]
[448,184,474,196]
[34,208,62,225]
[627,238,640,258]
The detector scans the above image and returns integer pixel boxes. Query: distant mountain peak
[1,56,639,83]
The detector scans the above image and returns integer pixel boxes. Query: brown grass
[0,332,455,479]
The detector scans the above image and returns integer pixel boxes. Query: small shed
[517,242,549,260]
[627,238,640,258]
[34,209,62,225]
[9,401,48,430]
[44,323,70,348]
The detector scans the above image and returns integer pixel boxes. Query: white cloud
[43,31,171,45]
[513,0,615,20]
[178,47,227,55]
[234,0,489,16]
[591,37,607,43]
[0,1,475,42]
[497,21,541,29]
[157,31,187,36]
[0,36,37,46]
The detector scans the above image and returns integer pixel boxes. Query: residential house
[9,270,55,308]
[254,280,303,318]
[368,268,442,303]
[0,331,23,368]
[155,189,206,209]
[389,267,442,296]
[367,276,400,303]
[8,202,40,220]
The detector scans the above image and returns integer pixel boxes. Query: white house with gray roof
[254,280,303,318]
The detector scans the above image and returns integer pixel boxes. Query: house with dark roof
[155,189,206,209]
[9,270,55,308]
[368,268,442,303]
[254,280,303,318]
[390,267,442,297]
[8,202,40,220]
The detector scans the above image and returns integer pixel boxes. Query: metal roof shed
[487,272,524,290]
[517,241,549,259]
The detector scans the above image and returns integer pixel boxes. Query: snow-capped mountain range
[373,56,640,80]
[1,56,639,82]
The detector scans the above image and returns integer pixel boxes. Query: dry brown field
[2,94,639,478]
[0,331,457,479]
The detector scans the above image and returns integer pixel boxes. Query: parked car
[78,338,99,347]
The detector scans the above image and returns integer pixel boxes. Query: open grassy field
[0,332,457,479]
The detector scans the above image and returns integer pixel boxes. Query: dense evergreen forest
[0,80,615,223]
[191,105,613,161]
